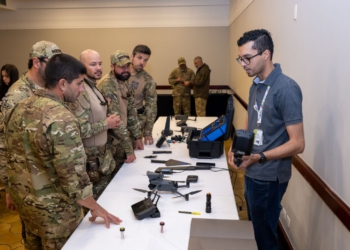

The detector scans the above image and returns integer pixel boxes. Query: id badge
[253,129,263,146]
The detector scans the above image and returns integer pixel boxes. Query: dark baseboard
[278,221,293,250]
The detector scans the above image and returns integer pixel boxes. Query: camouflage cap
[178,57,186,66]
[110,50,131,67]
[29,41,61,59]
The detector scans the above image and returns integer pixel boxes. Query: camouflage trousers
[195,97,207,117]
[85,145,117,201]
[24,226,68,250]
[173,96,191,116]
[111,143,126,174]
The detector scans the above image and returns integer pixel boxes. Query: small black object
[176,121,187,127]
[196,162,215,167]
[206,193,212,213]
[259,152,267,164]
[144,155,157,159]
[152,151,172,154]
[231,130,254,167]
[175,115,188,120]
[186,175,198,183]
[156,135,167,148]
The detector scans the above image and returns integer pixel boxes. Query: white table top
[63,117,238,250]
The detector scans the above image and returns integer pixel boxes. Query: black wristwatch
[258,152,267,164]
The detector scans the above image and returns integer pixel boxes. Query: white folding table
[63,117,238,250]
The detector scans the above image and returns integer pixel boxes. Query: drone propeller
[133,188,149,193]
[133,188,162,199]
[172,190,202,199]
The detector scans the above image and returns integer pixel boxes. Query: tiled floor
[0,139,247,249]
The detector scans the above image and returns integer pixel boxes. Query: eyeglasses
[38,57,49,64]
[236,52,263,65]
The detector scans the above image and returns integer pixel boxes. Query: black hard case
[187,95,234,158]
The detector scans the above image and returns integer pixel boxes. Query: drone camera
[231,129,254,167]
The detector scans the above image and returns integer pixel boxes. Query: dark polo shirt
[245,64,303,183]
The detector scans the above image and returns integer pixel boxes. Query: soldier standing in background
[68,49,121,200]
[168,57,195,116]
[98,50,143,169]
[5,53,122,250]
[129,45,157,145]
[192,56,211,116]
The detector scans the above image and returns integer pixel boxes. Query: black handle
[152,151,172,154]
[151,160,166,164]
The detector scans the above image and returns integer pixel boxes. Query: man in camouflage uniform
[193,56,211,116]
[68,49,121,200]
[168,57,195,116]
[0,41,62,242]
[129,45,157,145]
[98,50,143,168]
[4,53,122,250]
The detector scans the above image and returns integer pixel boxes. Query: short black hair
[45,54,86,89]
[0,64,19,100]
[27,59,33,69]
[132,45,151,56]
[237,29,274,60]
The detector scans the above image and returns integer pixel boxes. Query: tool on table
[178,211,201,215]
[144,155,157,159]
[160,221,165,233]
[206,193,212,213]
[120,227,125,239]
[152,151,172,154]
[155,165,213,173]
[151,159,190,166]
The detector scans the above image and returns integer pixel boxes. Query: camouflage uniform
[98,72,141,167]
[68,78,116,200]
[0,40,61,186]
[168,57,195,116]
[0,73,44,185]
[4,89,92,249]
[129,70,157,137]
[192,63,211,116]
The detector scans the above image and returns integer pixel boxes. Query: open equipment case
[187,95,234,158]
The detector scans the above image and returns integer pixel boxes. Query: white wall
[229,0,350,249]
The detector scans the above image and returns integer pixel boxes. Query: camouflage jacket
[0,72,43,185]
[68,78,108,139]
[129,70,157,137]
[98,72,141,156]
[4,89,92,239]
[168,67,195,96]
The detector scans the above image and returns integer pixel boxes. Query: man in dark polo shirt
[228,29,305,250]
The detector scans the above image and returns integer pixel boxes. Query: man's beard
[115,71,131,81]
[87,72,102,81]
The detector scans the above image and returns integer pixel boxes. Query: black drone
[133,171,202,201]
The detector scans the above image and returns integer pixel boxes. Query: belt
[137,107,145,114]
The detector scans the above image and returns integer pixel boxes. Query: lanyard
[253,86,270,126]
